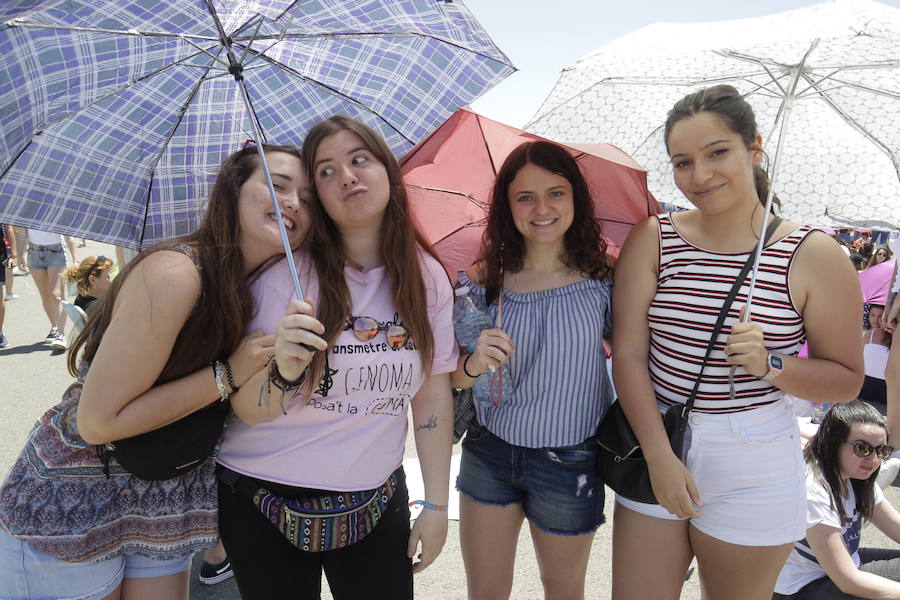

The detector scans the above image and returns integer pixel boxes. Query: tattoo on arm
[416,415,438,432]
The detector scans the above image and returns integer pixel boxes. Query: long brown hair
[477,140,611,291]
[301,116,442,389]
[68,144,303,384]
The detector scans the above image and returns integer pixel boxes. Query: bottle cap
[454,286,470,296]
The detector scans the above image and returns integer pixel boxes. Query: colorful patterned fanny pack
[219,466,399,553]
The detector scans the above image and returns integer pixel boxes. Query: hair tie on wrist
[463,353,479,378]
[409,500,447,512]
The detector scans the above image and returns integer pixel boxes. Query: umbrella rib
[233,30,513,68]
[0,136,33,182]
[239,0,304,69]
[799,73,897,165]
[4,20,219,41]
[406,184,486,209]
[32,44,219,133]
[474,114,498,177]
[136,59,219,248]
[231,44,416,146]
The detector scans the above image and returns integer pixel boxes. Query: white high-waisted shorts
[616,398,806,546]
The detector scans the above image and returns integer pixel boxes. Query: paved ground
[0,239,896,599]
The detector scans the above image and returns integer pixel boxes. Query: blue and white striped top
[456,271,614,448]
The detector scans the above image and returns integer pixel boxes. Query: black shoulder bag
[596,217,781,504]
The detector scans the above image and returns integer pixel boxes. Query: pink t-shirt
[217,250,458,491]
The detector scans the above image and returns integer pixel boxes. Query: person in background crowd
[216,116,456,599]
[3,224,17,301]
[612,84,863,600]
[0,143,305,600]
[63,255,114,313]
[867,246,893,270]
[450,140,613,600]
[22,229,77,351]
[851,253,868,272]
[774,401,900,599]
[853,231,873,252]
[0,224,14,348]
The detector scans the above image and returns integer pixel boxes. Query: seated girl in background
[774,400,900,599]
[64,254,114,312]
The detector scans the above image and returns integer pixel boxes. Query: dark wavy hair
[476,140,611,291]
[68,144,303,380]
[301,115,444,390]
[804,400,888,524]
[664,84,780,212]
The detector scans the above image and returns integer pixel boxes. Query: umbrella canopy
[0,0,514,248]
[526,0,900,230]
[400,107,659,277]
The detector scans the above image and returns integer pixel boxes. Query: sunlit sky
[464,0,900,128]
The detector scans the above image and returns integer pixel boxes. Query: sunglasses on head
[845,440,894,460]
[91,255,108,271]
[347,316,409,350]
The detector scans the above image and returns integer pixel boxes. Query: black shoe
[199,558,234,585]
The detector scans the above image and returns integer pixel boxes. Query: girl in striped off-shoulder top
[451,141,614,600]
[611,85,865,600]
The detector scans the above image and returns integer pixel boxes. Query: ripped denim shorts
[456,420,605,536]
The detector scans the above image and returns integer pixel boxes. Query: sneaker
[0,332,8,348]
[45,327,60,343]
[50,332,67,351]
[3,293,18,300]
[199,558,234,585]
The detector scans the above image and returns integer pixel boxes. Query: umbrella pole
[728,55,810,399]
[205,0,306,304]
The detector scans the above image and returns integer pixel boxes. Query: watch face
[770,355,784,370]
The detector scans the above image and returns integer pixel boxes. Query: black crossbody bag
[596,217,781,504]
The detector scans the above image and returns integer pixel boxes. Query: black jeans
[773,548,900,599]
[218,468,413,600]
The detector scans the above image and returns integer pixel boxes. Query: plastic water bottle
[812,402,831,424]
[453,287,493,353]
[452,287,513,405]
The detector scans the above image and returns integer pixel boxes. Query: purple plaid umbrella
[0,0,514,258]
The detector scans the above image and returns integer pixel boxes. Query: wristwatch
[762,353,784,382]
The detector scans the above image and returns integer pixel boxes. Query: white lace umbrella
[526,0,900,231]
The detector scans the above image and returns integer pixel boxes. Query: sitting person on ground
[64,255,114,313]
[774,400,900,599]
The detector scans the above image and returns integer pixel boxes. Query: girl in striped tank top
[452,141,614,599]
[611,85,864,600]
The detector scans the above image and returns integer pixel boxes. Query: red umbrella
[400,108,659,278]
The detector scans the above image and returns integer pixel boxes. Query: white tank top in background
[27,229,63,246]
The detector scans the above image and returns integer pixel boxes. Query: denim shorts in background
[0,528,193,600]
[26,243,67,270]
[456,421,605,536]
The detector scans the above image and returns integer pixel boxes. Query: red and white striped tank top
[648,213,816,413]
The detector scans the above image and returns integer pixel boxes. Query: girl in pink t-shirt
[218,116,457,599]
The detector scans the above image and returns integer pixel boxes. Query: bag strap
[681,216,783,414]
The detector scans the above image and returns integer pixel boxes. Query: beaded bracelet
[408,500,448,512]
[221,358,239,393]
[259,358,308,415]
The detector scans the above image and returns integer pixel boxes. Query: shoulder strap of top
[153,242,202,271]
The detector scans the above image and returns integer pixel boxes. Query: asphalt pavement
[0,239,896,599]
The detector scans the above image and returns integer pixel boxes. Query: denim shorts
[0,528,193,600]
[26,244,67,270]
[456,421,605,536]
[615,399,806,546]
